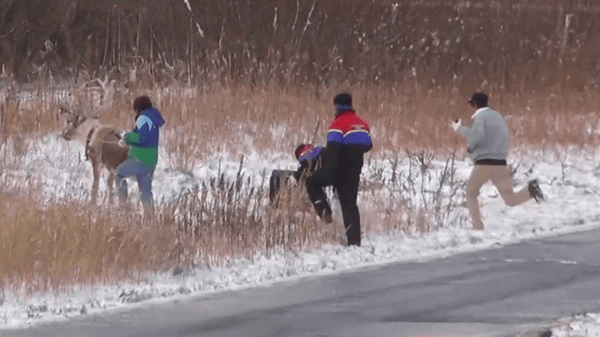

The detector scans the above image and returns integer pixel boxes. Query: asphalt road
[6,228,600,337]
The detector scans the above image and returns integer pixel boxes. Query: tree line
[1,0,599,92]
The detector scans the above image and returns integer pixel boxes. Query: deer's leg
[89,153,101,203]
[107,171,115,204]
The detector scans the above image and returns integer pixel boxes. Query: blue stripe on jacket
[327,129,371,151]
[298,146,323,164]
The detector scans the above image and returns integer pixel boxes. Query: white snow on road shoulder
[2,134,600,335]
[550,313,600,337]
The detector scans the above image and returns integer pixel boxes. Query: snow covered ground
[2,133,600,336]
[550,313,600,337]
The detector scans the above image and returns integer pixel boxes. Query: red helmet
[294,144,313,160]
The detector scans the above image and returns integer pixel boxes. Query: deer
[58,102,128,203]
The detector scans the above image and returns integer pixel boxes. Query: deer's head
[58,102,91,141]
[59,103,100,142]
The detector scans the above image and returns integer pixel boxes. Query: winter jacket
[293,146,325,181]
[321,109,372,176]
[458,107,509,163]
[124,107,166,168]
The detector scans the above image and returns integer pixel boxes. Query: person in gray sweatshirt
[451,92,545,230]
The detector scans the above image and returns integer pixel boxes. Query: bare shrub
[362,148,469,235]
[163,166,339,269]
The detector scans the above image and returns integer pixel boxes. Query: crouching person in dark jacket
[269,143,324,202]
[306,93,372,246]
[292,143,325,181]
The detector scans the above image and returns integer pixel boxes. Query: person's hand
[118,133,128,147]
[451,119,462,131]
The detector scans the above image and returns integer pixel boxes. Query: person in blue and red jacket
[292,143,325,181]
[306,93,372,246]
[116,96,165,211]
[269,143,325,202]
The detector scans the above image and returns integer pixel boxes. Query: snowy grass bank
[2,132,600,331]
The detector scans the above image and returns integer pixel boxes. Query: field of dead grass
[5,82,599,156]
[0,172,343,295]
[1,82,600,295]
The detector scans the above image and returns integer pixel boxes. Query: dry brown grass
[172,174,340,264]
[1,81,600,295]
[0,189,141,294]
[1,98,60,136]
[0,172,342,294]
[3,81,600,158]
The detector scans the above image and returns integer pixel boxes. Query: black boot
[313,199,333,223]
[528,179,545,203]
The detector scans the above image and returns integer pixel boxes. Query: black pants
[306,168,361,246]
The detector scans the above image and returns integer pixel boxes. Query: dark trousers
[116,158,155,210]
[306,168,361,246]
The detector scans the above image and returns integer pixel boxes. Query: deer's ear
[58,101,84,119]
[58,102,71,115]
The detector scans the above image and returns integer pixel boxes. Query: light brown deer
[59,103,128,203]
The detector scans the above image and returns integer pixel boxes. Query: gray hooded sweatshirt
[458,107,510,163]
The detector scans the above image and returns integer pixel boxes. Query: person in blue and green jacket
[116,96,165,210]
